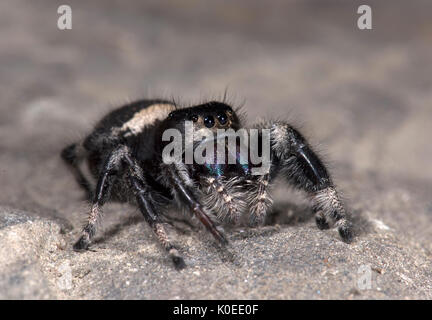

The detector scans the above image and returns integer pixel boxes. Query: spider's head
[166,101,241,132]
[158,101,243,164]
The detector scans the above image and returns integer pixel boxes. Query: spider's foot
[337,220,353,243]
[73,235,90,251]
[172,256,186,270]
[315,212,330,230]
[169,248,186,270]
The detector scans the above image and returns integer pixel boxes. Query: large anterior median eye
[217,112,227,125]
[204,115,215,128]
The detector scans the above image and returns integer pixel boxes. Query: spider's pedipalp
[246,174,273,226]
[201,176,247,224]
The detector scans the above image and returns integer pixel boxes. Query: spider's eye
[168,112,174,118]
[189,114,198,122]
[217,112,227,125]
[204,115,215,128]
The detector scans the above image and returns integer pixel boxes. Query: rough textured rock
[0,0,431,299]
[0,208,65,299]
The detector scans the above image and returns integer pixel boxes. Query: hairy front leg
[270,122,353,243]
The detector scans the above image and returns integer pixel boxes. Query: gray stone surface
[0,0,431,299]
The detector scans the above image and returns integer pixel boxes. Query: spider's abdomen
[84,100,175,147]
[82,100,176,180]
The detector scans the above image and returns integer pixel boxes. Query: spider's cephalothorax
[62,99,353,269]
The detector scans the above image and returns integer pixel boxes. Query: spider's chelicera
[61,99,353,269]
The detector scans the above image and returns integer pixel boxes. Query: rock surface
[0,0,432,299]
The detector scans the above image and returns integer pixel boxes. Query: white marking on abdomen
[113,103,175,137]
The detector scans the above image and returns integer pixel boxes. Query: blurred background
[0,0,431,299]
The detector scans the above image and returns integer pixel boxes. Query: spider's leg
[61,142,93,200]
[165,163,228,245]
[73,146,127,250]
[246,173,273,226]
[129,176,186,270]
[124,156,186,270]
[270,122,353,243]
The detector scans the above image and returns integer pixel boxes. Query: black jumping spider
[61,99,353,269]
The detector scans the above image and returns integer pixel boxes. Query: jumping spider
[62,99,353,269]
